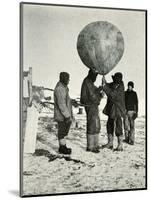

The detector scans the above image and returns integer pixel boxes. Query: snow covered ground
[23,107,146,196]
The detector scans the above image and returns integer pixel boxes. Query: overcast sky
[22,4,146,115]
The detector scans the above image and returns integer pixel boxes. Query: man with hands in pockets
[54,72,73,155]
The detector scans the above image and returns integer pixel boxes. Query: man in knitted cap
[80,69,103,153]
[102,72,126,151]
[54,72,73,154]
[124,81,138,145]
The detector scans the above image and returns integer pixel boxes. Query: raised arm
[103,83,124,103]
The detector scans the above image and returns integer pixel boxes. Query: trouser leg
[58,122,72,154]
[115,117,123,137]
[94,134,99,149]
[85,106,100,153]
[107,117,114,136]
[87,134,95,151]
[85,108,94,151]
[124,115,130,143]
[58,122,66,146]
[87,134,100,153]
[115,117,123,151]
[94,114,101,149]
[102,117,114,149]
[129,115,135,145]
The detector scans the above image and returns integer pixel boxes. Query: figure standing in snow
[54,72,73,155]
[102,72,126,151]
[124,81,138,145]
[80,69,103,153]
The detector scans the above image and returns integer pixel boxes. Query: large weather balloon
[77,21,124,75]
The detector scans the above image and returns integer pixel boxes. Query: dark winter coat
[103,81,126,119]
[80,77,102,134]
[80,77,102,106]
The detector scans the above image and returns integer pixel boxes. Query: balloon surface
[77,21,124,75]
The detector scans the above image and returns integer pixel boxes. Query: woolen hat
[128,81,134,88]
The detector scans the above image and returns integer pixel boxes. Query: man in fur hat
[102,72,126,151]
[124,81,138,145]
[54,72,73,154]
[80,69,103,153]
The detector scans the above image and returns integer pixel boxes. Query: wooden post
[23,67,39,154]
[28,67,33,105]
[24,104,39,154]
[23,69,31,139]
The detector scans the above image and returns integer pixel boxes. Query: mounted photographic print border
[20,2,147,197]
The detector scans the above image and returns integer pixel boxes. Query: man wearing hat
[102,72,126,151]
[124,81,138,145]
[80,69,103,153]
[54,72,73,154]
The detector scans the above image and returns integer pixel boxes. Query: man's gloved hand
[98,86,103,91]
[71,99,79,108]
[65,117,72,124]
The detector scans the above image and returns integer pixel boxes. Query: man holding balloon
[102,73,126,151]
[77,20,126,152]
[80,69,104,153]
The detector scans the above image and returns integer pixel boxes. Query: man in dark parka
[80,69,103,153]
[102,72,126,151]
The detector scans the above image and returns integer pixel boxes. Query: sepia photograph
[20,2,147,197]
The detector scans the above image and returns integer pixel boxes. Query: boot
[114,135,123,151]
[123,131,129,143]
[102,134,113,150]
[58,138,71,154]
[59,145,72,155]
[93,134,100,152]
[87,135,99,153]
[86,134,94,151]
[129,140,134,145]
[129,130,135,145]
